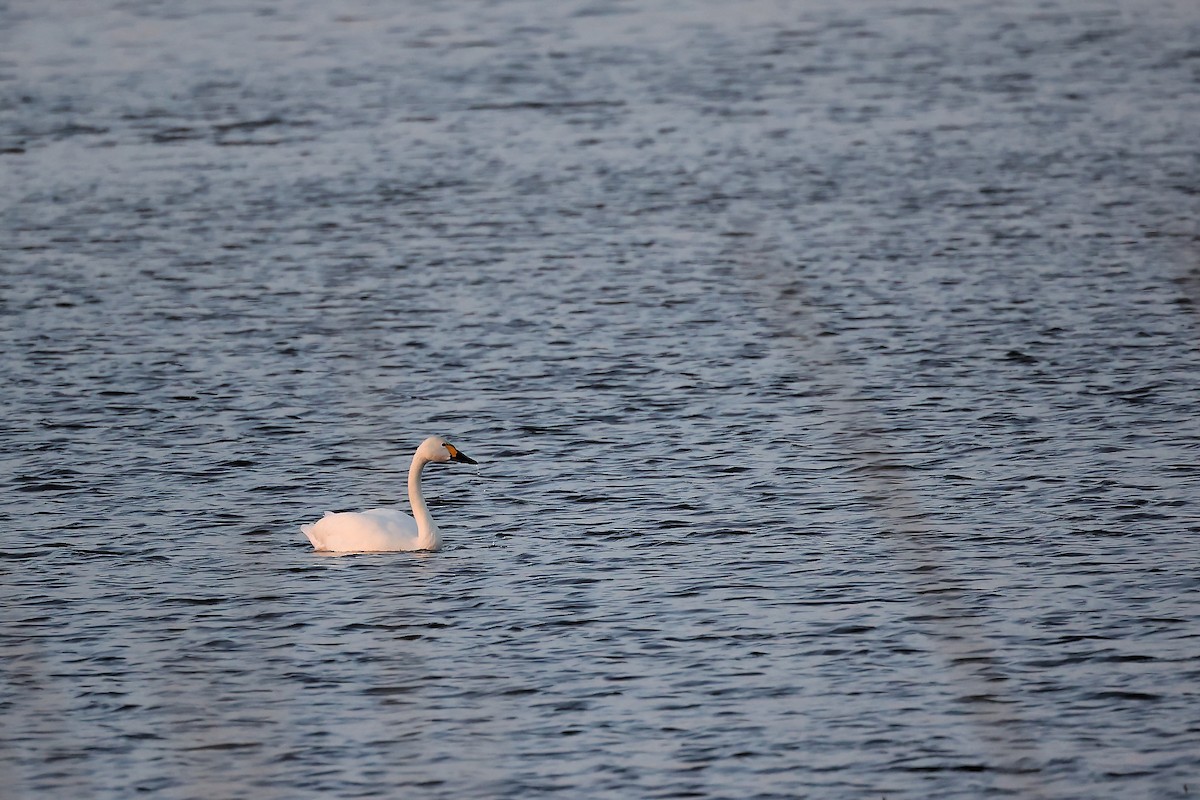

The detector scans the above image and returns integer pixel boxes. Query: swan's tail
[301,514,330,549]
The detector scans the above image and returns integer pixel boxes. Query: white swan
[301,436,477,553]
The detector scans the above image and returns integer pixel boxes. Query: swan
[301,436,477,553]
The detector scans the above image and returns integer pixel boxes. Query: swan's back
[302,508,424,552]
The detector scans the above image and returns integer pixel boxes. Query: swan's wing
[303,508,419,552]
[359,508,419,537]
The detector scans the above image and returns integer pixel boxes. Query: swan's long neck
[407,454,441,550]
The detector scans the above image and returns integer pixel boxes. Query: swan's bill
[446,443,477,465]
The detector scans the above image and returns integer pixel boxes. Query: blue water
[2,0,1199,797]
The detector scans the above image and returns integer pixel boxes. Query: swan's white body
[301,436,476,553]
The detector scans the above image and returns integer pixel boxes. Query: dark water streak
[2,0,1200,798]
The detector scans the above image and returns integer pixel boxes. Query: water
[2,0,1199,797]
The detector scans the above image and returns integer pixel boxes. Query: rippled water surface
[2,0,1199,797]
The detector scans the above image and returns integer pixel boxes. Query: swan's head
[419,436,477,465]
